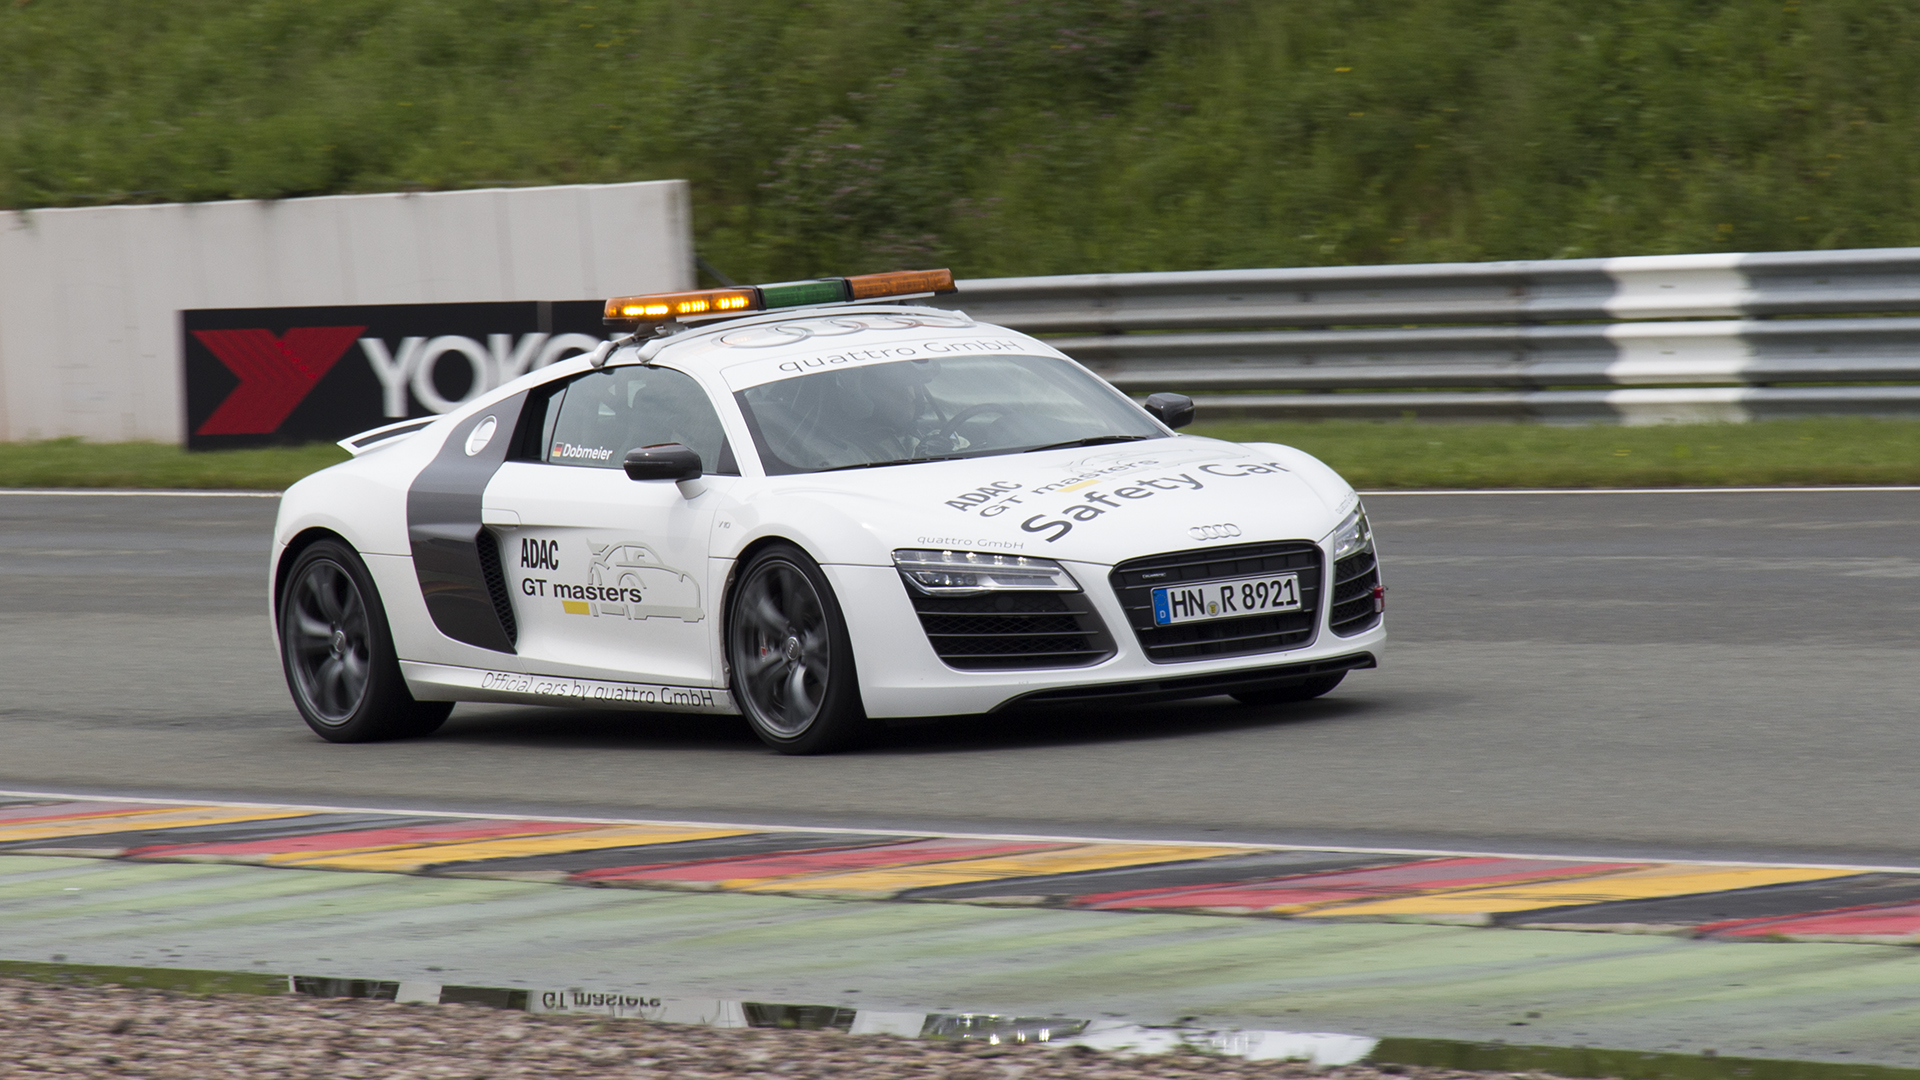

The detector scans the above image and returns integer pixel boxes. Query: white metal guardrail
[940,248,1920,423]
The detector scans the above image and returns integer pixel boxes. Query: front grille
[475,529,518,646]
[906,588,1114,670]
[1109,541,1321,663]
[1329,549,1382,637]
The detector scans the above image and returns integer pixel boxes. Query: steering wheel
[935,403,1015,444]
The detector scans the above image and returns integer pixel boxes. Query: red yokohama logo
[190,326,367,436]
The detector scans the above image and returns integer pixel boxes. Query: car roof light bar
[846,269,955,300]
[604,269,957,329]
[605,288,757,324]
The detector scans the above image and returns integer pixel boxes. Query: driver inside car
[748,356,1039,471]
[827,362,938,461]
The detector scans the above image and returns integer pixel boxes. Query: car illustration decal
[405,391,530,653]
[514,538,705,623]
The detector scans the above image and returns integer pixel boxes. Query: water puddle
[284,973,1372,1063]
[6,958,1918,1077]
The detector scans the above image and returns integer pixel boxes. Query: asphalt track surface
[3,487,1918,866]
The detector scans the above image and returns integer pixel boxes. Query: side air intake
[474,529,518,646]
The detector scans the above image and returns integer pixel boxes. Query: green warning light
[758,279,852,309]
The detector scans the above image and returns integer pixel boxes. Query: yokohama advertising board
[182,301,612,450]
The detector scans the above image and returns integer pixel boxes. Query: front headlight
[1325,506,1373,562]
[892,549,1080,595]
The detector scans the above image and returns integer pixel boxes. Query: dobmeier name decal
[182,300,611,450]
[552,442,614,462]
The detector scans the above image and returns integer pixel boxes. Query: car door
[483,363,740,687]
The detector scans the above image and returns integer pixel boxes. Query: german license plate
[1152,573,1301,626]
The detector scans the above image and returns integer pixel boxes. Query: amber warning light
[604,269,956,328]
[607,289,755,322]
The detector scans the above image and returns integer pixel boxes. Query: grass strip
[0,960,288,997]
[1190,418,1920,489]
[7,419,1920,491]
[0,439,348,491]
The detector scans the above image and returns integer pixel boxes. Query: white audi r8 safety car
[272,269,1385,753]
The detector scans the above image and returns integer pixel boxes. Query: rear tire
[278,538,453,743]
[726,543,868,755]
[1230,671,1346,707]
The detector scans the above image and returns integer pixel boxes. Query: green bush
[4,0,1918,280]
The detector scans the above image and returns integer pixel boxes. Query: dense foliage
[4,0,1918,281]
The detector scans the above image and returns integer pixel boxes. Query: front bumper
[824,552,1387,719]
[998,650,1376,710]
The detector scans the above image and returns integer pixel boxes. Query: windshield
[735,354,1167,475]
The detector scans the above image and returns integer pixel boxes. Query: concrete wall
[0,181,693,443]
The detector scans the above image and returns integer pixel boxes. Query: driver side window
[542,366,736,474]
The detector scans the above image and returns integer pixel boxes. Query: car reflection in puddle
[288,974,1376,1063]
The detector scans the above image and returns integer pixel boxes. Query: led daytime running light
[892,549,1078,595]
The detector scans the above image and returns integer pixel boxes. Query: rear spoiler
[338,416,436,456]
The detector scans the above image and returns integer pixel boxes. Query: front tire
[278,538,452,743]
[1230,671,1346,708]
[726,543,868,754]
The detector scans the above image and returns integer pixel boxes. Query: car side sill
[400,661,740,715]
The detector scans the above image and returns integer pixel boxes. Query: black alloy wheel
[1229,671,1347,708]
[278,538,452,742]
[726,543,868,754]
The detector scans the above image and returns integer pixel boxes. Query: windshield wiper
[1023,434,1151,453]
[818,454,970,472]
[817,435,1150,470]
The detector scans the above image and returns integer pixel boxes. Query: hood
[762,436,1354,567]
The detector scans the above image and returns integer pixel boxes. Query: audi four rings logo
[717,311,972,348]
[1189,523,1242,540]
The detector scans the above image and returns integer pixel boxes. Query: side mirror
[1144,392,1195,430]
[624,443,703,482]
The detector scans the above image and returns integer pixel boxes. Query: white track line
[4,787,1917,876]
[0,488,280,498]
